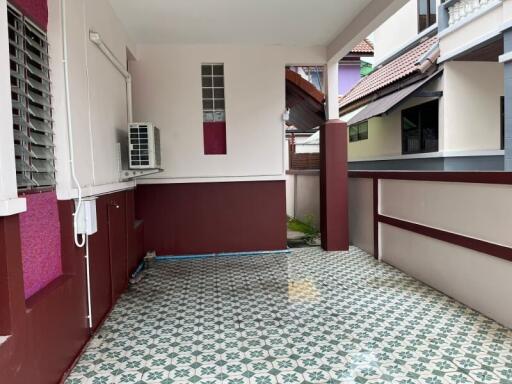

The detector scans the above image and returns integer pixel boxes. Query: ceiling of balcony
[108,0,372,45]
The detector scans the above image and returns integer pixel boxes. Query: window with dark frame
[8,4,55,191]
[349,121,368,142]
[201,63,227,155]
[402,100,439,155]
[418,0,437,33]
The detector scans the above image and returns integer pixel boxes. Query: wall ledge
[286,169,320,175]
[349,149,504,163]
[0,197,27,217]
[57,181,136,200]
[136,175,286,184]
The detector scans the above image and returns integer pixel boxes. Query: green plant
[287,216,320,245]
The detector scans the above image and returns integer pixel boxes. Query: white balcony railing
[446,0,493,27]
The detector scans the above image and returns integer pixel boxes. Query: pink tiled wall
[19,192,63,299]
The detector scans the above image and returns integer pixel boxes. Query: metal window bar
[7,3,55,190]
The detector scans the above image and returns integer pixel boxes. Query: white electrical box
[75,198,98,236]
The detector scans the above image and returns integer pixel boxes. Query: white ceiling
[108,0,373,46]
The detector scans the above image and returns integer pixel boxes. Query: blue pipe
[131,260,145,278]
[155,249,291,262]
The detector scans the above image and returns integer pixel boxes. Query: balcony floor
[66,247,512,384]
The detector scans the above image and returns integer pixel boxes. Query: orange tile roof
[340,36,438,110]
[285,69,325,104]
[351,39,374,54]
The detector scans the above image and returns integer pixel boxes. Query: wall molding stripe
[378,214,512,263]
[349,171,512,263]
[348,171,512,184]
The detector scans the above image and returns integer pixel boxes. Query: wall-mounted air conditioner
[129,122,161,169]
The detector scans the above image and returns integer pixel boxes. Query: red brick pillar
[320,120,349,251]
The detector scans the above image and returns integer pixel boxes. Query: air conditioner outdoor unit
[129,122,161,169]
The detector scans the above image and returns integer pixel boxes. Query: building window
[8,5,55,190]
[402,100,439,154]
[418,0,437,33]
[349,121,368,142]
[202,63,227,155]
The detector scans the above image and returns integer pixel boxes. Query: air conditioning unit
[129,123,161,169]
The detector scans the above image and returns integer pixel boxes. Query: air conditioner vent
[128,122,161,169]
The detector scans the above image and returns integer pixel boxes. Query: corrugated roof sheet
[347,70,441,126]
[340,36,438,109]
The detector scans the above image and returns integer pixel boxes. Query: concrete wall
[130,44,326,184]
[443,61,504,152]
[348,177,373,254]
[439,0,504,61]
[286,172,320,228]
[48,0,136,199]
[379,178,512,328]
[373,0,419,64]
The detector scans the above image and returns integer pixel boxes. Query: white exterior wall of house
[47,0,137,200]
[438,0,506,62]
[443,61,504,152]
[373,0,441,65]
[130,44,326,183]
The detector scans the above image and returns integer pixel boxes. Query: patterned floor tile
[66,247,512,384]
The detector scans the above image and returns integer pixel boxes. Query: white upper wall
[373,0,441,65]
[48,0,136,198]
[130,44,326,182]
[443,61,503,152]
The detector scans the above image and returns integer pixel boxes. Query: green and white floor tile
[66,247,512,384]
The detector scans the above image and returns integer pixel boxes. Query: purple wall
[339,63,361,96]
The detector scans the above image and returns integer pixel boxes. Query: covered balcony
[0,0,511,383]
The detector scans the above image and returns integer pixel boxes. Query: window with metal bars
[7,4,55,191]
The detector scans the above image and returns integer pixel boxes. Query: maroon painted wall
[0,189,142,384]
[203,122,227,154]
[9,0,48,30]
[135,181,287,255]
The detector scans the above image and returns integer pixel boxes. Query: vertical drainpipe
[503,28,512,171]
[438,2,450,33]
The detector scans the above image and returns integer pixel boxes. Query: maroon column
[320,119,349,251]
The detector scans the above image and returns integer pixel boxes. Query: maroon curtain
[10,0,48,30]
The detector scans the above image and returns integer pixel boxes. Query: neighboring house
[286,40,374,156]
[342,0,507,170]
[339,39,375,96]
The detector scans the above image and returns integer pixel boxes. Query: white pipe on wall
[89,31,133,122]
[85,235,93,329]
[61,0,86,248]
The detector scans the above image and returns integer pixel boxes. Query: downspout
[88,31,133,122]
